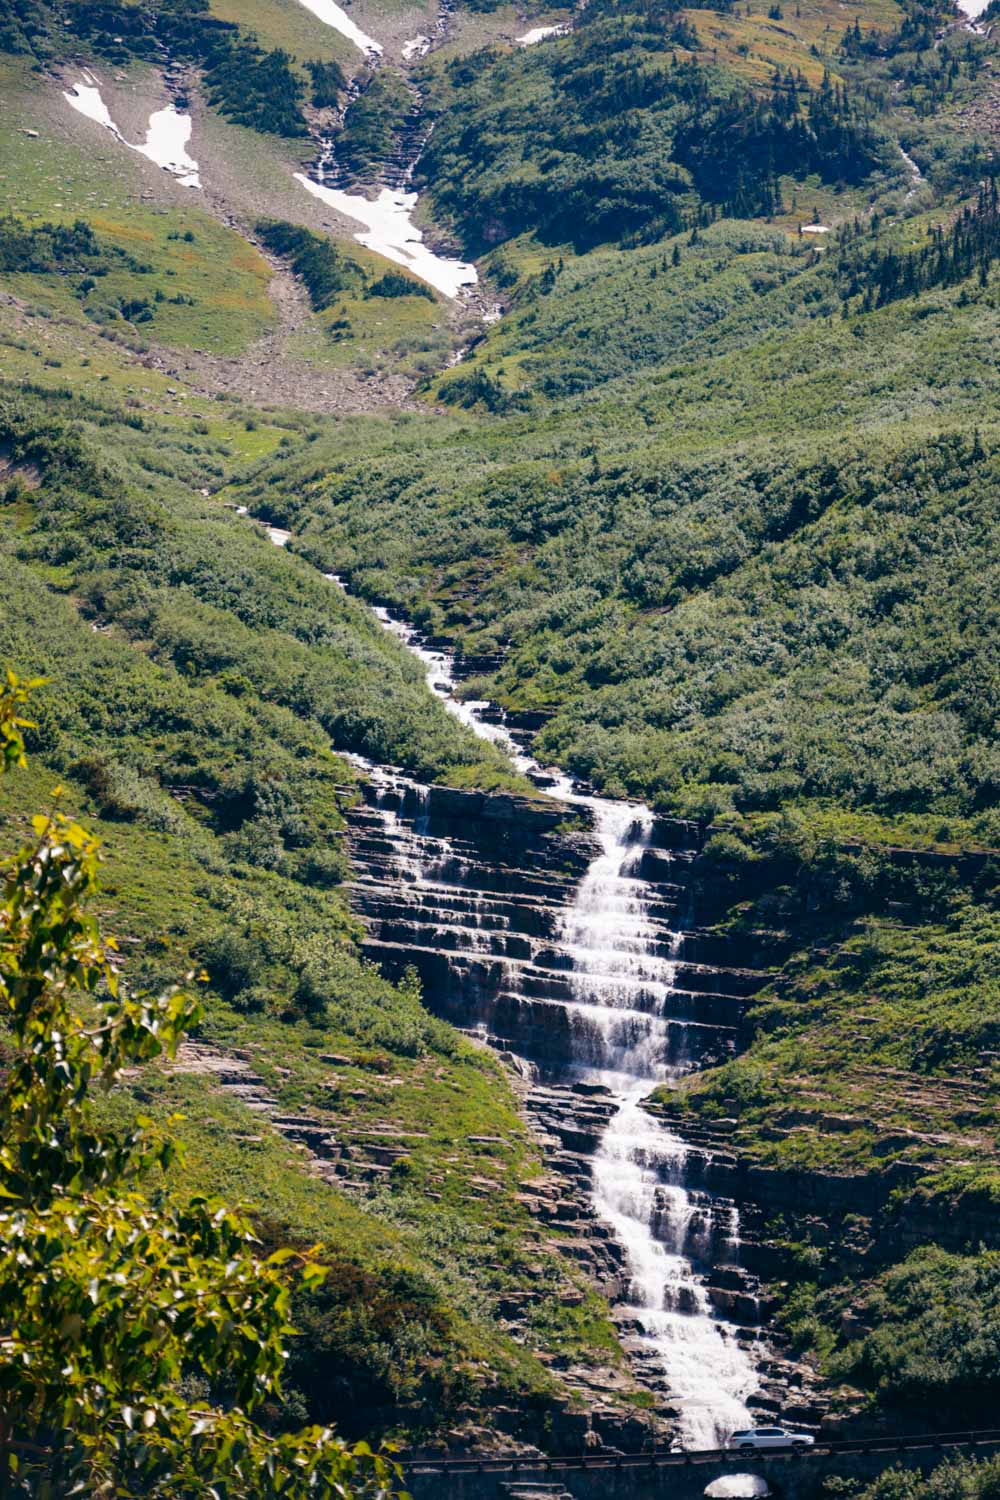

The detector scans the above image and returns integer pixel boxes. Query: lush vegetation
[0,375,627,1449]
[2,0,1000,1455]
[11,0,339,136]
[672,823,998,1176]
[0,392,525,795]
[415,0,893,252]
[0,215,130,276]
[203,40,309,137]
[0,679,400,1496]
[837,1248,1000,1410]
[837,175,1000,309]
[852,1455,1000,1500]
[367,271,437,302]
[308,57,348,107]
[256,403,999,835]
[337,72,416,184]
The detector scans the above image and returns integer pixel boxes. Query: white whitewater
[63,74,200,187]
[359,601,759,1447]
[294,0,383,56]
[561,801,758,1448]
[295,174,477,298]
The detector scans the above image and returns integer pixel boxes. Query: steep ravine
[332,591,808,1448]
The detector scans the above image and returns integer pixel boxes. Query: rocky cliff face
[349,779,758,1076]
[346,771,825,1437]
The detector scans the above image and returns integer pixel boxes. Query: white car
[727,1427,815,1453]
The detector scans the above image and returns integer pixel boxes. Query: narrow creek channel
[322,574,762,1448]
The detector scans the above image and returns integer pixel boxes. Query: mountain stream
[333,587,761,1448]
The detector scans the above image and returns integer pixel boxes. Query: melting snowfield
[138,106,200,186]
[294,0,383,54]
[63,75,200,187]
[294,173,477,297]
[516,23,570,43]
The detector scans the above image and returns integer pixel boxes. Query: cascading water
[560,801,758,1449]
[353,598,759,1447]
[297,558,761,1445]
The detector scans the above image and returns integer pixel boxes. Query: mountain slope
[0,0,998,1461]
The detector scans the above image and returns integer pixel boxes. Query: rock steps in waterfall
[342,652,765,1446]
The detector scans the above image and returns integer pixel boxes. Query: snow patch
[62,75,117,131]
[516,23,569,43]
[800,223,830,233]
[402,33,431,59]
[138,105,200,186]
[293,0,383,56]
[63,74,200,187]
[294,173,477,298]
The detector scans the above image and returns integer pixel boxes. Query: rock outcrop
[345,769,829,1433]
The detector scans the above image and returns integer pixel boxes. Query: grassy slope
[0,58,275,355]
[0,54,465,384]
[207,0,358,69]
[0,361,635,1443]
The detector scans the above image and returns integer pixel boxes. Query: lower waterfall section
[592,1088,759,1448]
[347,760,764,1447]
[553,802,759,1448]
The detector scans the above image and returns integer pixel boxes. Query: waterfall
[561,804,758,1450]
[356,601,759,1447]
[293,557,760,1444]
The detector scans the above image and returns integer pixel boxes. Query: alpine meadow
[0,0,998,1492]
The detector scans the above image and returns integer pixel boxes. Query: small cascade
[593,1091,758,1448]
[553,801,759,1448]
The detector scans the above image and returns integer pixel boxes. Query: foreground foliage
[853,1454,1000,1500]
[0,682,402,1494]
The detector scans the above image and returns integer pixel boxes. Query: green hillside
[0,0,998,1477]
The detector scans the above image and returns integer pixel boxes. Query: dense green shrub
[834,1248,1000,1408]
[257,220,364,309]
[417,7,886,251]
[205,43,309,137]
[308,57,347,107]
[336,73,415,182]
[366,272,436,302]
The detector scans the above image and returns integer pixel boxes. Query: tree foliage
[0,678,404,1498]
[16,0,318,136]
[838,176,1000,310]
[417,6,887,253]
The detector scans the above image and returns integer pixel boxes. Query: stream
[60,0,762,1439]
[334,586,761,1448]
